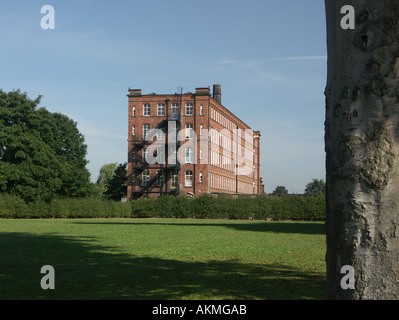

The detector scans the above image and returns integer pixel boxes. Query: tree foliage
[0,90,91,202]
[103,163,127,201]
[96,162,118,195]
[271,186,288,197]
[304,179,325,196]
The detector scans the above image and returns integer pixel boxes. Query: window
[200,124,203,136]
[185,124,193,140]
[185,103,193,115]
[185,171,193,187]
[171,170,179,189]
[156,171,165,186]
[199,172,203,183]
[142,148,149,163]
[132,173,135,184]
[185,147,193,164]
[143,124,150,140]
[132,149,136,160]
[155,147,165,163]
[142,170,150,186]
[132,125,135,136]
[157,104,165,116]
[170,149,178,165]
[172,103,179,120]
[132,107,136,116]
[156,130,165,141]
[199,148,203,160]
[200,105,203,115]
[143,104,150,116]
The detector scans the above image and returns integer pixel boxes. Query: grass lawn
[0,218,326,300]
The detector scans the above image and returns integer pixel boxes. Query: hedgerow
[0,193,326,221]
[0,194,131,219]
[130,194,326,221]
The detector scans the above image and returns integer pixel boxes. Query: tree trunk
[325,1,399,299]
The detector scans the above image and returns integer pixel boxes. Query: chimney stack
[195,87,211,96]
[128,88,142,97]
[213,84,221,104]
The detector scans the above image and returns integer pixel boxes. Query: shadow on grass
[0,231,326,300]
[74,220,326,235]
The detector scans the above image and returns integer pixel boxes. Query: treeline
[0,90,326,221]
[0,193,326,221]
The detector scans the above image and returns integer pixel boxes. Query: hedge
[131,194,326,221]
[0,193,326,221]
[0,194,131,219]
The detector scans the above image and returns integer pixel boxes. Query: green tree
[96,162,118,195]
[103,163,127,201]
[271,186,288,197]
[0,90,91,202]
[88,183,103,199]
[51,112,91,198]
[304,179,325,196]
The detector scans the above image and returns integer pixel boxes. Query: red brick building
[127,84,263,200]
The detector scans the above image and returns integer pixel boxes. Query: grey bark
[325,1,399,299]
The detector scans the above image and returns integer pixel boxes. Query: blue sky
[0,0,327,194]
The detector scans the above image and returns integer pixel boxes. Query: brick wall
[127,86,262,199]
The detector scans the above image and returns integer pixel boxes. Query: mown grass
[0,218,326,300]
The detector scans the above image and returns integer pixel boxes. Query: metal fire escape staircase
[131,96,182,199]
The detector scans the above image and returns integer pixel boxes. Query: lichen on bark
[325,0,399,299]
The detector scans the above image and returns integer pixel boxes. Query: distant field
[0,218,326,299]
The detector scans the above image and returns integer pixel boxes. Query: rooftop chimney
[128,89,142,97]
[213,84,221,104]
[195,87,211,96]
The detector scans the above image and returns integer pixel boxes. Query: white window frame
[142,124,150,140]
[185,171,193,187]
[156,130,165,141]
[199,172,203,183]
[156,171,165,186]
[185,147,193,164]
[171,170,179,189]
[142,148,149,163]
[171,103,179,120]
[157,103,165,116]
[142,170,150,186]
[185,103,194,116]
[185,123,193,140]
[143,104,150,116]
